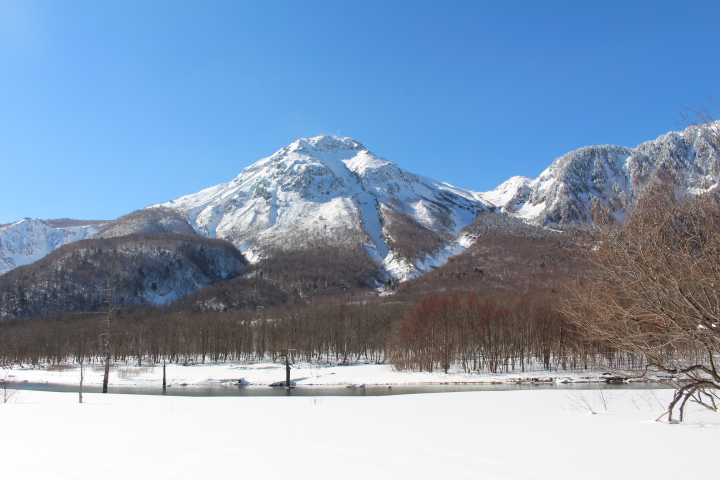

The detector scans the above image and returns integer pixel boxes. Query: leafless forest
[0,289,613,375]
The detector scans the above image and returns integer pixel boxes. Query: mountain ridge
[483,124,720,224]
[2,126,718,279]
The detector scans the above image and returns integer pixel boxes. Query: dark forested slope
[0,233,246,318]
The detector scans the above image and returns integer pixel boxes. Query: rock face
[151,135,489,281]
[481,125,720,225]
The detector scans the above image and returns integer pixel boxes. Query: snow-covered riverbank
[1,386,718,480]
[2,361,642,388]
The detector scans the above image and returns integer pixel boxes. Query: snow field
[1,387,717,480]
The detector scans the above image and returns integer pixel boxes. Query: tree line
[0,289,623,376]
[393,291,641,374]
[0,299,402,367]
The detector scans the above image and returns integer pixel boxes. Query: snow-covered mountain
[0,218,104,275]
[481,124,720,224]
[151,135,489,281]
[3,126,719,280]
[0,210,196,276]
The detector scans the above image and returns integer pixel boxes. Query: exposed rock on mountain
[482,125,720,224]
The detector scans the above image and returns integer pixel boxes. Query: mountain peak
[264,135,366,168]
[281,135,365,158]
[145,133,487,281]
[303,134,365,152]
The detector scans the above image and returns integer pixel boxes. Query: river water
[20,381,666,397]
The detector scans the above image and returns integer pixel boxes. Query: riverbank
[2,361,642,388]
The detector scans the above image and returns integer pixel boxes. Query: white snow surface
[480,175,534,208]
[2,363,718,480]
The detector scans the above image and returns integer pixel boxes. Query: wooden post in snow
[285,355,291,389]
[280,348,295,389]
[138,327,143,367]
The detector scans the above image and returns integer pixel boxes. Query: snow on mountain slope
[482,124,720,225]
[0,218,102,275]
[481,176,533,212]
[152,135,489,281]
[5,125,718,279]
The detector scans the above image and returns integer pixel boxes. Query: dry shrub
[117,366,154,379]
[45,364,74,372]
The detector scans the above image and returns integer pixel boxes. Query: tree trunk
[102,258,116,394]
[78,361,84,404]
[102,345,111,393]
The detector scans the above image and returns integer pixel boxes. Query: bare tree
[566,180,720,422]
[680,98,720,150]
[101,258,117,394]
[1,372,21,403]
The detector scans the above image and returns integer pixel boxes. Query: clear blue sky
[1,0,719,224]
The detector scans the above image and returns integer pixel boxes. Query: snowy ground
[1,362,718,479]
[1,386,718,480]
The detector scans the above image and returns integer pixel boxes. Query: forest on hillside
[0,213,605,374]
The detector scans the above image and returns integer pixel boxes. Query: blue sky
[1,0,719,224]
